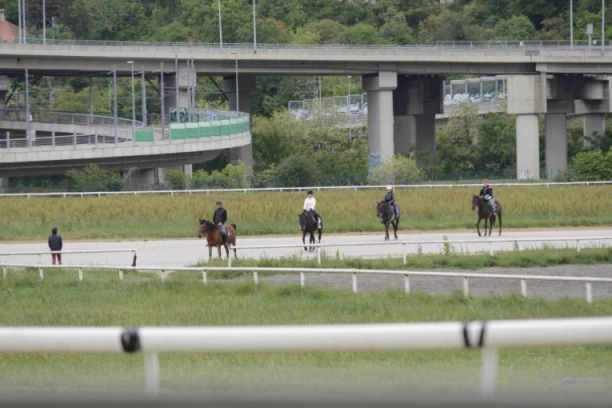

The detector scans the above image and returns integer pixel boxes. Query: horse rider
[479,179,496,215]
[303,190,321,228]
[212,199,229,244]
[383,185,397,220]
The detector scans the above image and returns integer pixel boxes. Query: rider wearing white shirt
[303,190,321,227]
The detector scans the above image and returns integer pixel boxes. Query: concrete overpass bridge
[3,39,612,180]
[0,107,251,190]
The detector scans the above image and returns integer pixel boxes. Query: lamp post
[218,0,223,48]
[602,0,606,54]
[252,0,257,52]
[127,61,135,141]
[231,52,239,112]
[570,0,573,49]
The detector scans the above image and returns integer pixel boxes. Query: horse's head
[298,211,308,231]
[198,218,217,238]
[376,201,384,219]
[471,195,480,211]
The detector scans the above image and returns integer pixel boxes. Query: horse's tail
[231,223,237,231]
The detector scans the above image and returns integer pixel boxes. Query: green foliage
[566,151,612,181]
[64,165,122,192]
[493,15,537,40]
[368,155,424,185]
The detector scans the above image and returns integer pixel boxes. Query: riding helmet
[307,190,313,195]
[216,199,222,205]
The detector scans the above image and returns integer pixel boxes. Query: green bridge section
[134,111,250,142]
[169,116,250,140]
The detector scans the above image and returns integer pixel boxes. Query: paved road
[0,228,611,268]
[3,228,612,301]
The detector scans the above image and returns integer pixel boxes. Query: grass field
[1,270,612,396]
[1,185,612,241]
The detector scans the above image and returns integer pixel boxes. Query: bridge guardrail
[5,38,611,51]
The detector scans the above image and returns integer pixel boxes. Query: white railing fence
[2,317,612,397]
[0,181,611,198]
[0,249,138,267]
[226,236,612,266]
[3,263,611,303]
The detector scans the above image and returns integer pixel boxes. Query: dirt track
[247,264,612,301]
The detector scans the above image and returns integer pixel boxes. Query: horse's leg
[317,227,322,244]
[302,230,307,251]
[488,215,494,237]
[476,217,482,237]
[393,218,399,240]
[498,211,502,236]
[310,231,315,252]
[208,245,212,260]
[384,221,389,241]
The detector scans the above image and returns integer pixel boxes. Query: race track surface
[2,228,612,300]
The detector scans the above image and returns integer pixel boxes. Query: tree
[434,102,480,175]
[378,9,415,45]
[344,23,385,45]
[493,15,537,41]
[368,155,424,185]
[475,111,516,174]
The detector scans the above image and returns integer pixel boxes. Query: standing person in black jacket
[48,227,63,265]
[212,200,229,244]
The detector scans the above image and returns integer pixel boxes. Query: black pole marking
[478,320,488,348]
[462,323,472,348]
[120,328,141,353]
[462,321,488,348]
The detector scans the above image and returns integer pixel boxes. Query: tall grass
[1,271,612,395]
[1,185,612,240]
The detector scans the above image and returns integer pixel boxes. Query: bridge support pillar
[583,113,605,148]
[0,176,8,192]
[393,75,443,167]
[159,62,193,181]
[125,168,155,191]
[516,114,541,180]
[508,75,547,180]
[224,75,256,169]
[574,77,612,148]
[363,71,397,170]
[545,113,567,180]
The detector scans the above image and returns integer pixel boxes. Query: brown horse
[197,218,237,260]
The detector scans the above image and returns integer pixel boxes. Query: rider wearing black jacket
[479,179,496,214]
[212,200,229,243]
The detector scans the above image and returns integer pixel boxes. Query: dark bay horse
[471,195,502,237]
[377,201,400,241]
[299,210,322,252]
[198,218,238,260]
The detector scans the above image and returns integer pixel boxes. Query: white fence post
[576,240,581,252]
[118,270,123,280]
[300,271,305,287]
[352,272,358,293]
[202,269,208,284]
[463,277,469,297]
[228,252,232,267]
[317,247,321,265]
[479,348,499,398]
[253,271,259,284]
[520,279,527,297]
[586,282,593,303]
[404,275,410,293]
[2,263,6,279]
[78,268,83,281]
[402,244,407,265]
[143,352,160,396]
[39,268,44,280]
